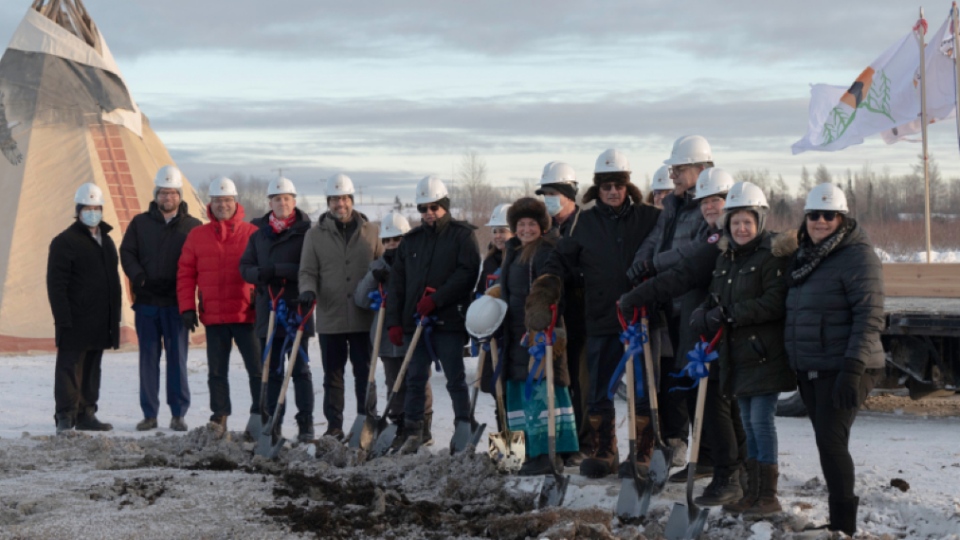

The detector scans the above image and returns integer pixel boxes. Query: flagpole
[953,3,960,159]
[919,7,932,264]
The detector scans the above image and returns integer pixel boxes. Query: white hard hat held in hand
[465,295,508,339]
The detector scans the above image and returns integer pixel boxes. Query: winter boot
[422,413,434,446]
[723,459,759,514]
[694,467,742,506]
[519,454,554,476]
[579,413,618,478]
[207,415,228,437]
[399,420,425,455]
[76,409,113,431]
[55,413,74,435]
[743,463,781,516]
[323,427,345,441]
[667,437,688,468]
[618,415,654,478]
[567,415,599,467]
[669,462,714,483]
[387,419,406,454]
[297,417,315,443]
[827,496,859,536]
[137,417,158,431]
[169,417,188,432]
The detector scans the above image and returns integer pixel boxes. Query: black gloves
[618,285,649,322]
[181,310,198,333]
[260,265,276,283]
[298,291,317,307]
[833,358,866,409]
[372,268,390,284]
[626,259,656,286]
[690,305,726,337]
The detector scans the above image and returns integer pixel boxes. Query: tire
[776,390,807,417]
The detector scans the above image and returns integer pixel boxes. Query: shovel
[253,284,282,452]
[349,285,386,450]
[537,304,568,508]
[487,337,525,472]
[664,329,723,540]
[370,322,425,457]
[450,344,487,454]
[641,305,673,492]
[615,306,652,521]
[257,301,315,459]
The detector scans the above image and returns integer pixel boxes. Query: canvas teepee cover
[0,1,207,352]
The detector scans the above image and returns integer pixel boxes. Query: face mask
[80,209,102,228]
[543,195,563,217]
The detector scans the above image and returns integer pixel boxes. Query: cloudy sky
[3,1,960,203]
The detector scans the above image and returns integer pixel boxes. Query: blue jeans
[403,329,470,424]
[738,393,779,464]
[134,304,190,419]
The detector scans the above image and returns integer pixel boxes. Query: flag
[792,12,955,154]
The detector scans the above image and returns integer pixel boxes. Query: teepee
[0,0,207,353]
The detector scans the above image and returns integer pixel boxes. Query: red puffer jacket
[178,204,258,325]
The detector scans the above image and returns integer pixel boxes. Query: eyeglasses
[417,204,441,213]
[599,183,624,192]
[806,210,839,222]
[669,165,694,175]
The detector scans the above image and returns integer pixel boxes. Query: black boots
[694,467,743,506]
[399,420,424,454]
[297,417,315,443]
[828,496,859,536]
[579,413,618,478]
[55,414,74,434]
[723,459,759,514]
[519,454,563,476]
[75,409,112,431]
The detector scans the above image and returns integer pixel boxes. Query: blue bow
[269,300,310,374]
[414,313,441,372]
[523,331,552,400]
[368,290,383,311]
[669,340,719,391]
[607,323,647,400]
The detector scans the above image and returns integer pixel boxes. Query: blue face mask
[80,209,102,228]
[543,195,563,217]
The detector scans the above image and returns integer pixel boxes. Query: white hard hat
[651,165,672,192]
[725,181,769,210]
[595,149,631,173]
[804,183,849,214]
[694,168,736,200]
[267,176,297,197]
[326,173,355,197]
[154,165,183,191]
[209,177,238,197]
[74,183,104,206]
[465,295,509,339]
[540,161,577,186]
[379,212,411,239]
[486,203,510,227]
[663,135,712,166]
[415,175,448,205]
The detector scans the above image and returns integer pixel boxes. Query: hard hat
[663,135,712,166]
[326,173,355,197]
[379,212,411,239]
[725,181,769,210]
[209,177,238,197]
[74,183,104,206]
[693,168,736,200]
[804,183,849,213]
[595,149,631,173]
[415,175,448,205]
[267,176,297,197]
[486,203,510,227]
[651,165,672,192]
[540,161,577,186]
[154,165,183,191]
[465,295,509,339]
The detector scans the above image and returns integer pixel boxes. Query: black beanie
[536,182,578,202]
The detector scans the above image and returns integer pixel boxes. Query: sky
[3,0,960,203]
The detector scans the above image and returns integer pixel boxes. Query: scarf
[787,219,853,286]
[269,212,296,234]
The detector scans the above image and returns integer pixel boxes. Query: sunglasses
[382,237,401,245]
[806,210,839,222]
[599,183,625,192]
[417,204,441,213]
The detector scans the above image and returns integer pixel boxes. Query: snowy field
[1,346,959,539]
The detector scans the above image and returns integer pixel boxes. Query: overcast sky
[3,1,960,203]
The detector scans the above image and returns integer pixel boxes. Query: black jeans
[54,348,104,420]
[205,324,262,420]
[382,355,432,424]
[586,334,653,416]
[702,381,746,472]
[403,329,470,423]
[318,332,371,430]
[262,330,314,425]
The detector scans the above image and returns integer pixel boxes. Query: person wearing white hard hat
[178,177,262,437]
[647,165,673,209]
[783,183,883,536]
[120,165,201,432]
[354,212,434,449]
[47,183,122,434]
[385,175,481,454]
[531,149,660,479]
[298,173,383,441]
[240,176,316,442]
[476,203,513,297]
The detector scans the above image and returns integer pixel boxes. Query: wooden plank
[882,263,960,298]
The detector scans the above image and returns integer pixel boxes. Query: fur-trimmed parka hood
[717,229,798,257]
[581,182,644,206]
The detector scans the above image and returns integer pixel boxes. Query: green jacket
[706,230,797,399]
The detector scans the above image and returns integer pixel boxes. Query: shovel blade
[450,421,486,454]
[648,447,671,494]
[245,414,262,442]
[371,423,398,457]
[359,415,386,452]
[488,431,525,472]
[616,477,652,522]
[255,420,284,458]
[664,502,710,540]
[346,414,366,448]
[537,472,569,508]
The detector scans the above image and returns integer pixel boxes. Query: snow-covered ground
[875,248,960,263]
[1,347,959,539]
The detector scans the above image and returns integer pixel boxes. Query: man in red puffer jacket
[178,177,260,436]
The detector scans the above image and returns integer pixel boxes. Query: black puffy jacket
[120,201,201,307]
[386,214,480,334]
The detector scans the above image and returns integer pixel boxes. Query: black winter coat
[46,220,122,350]
[784,220,885,372]
[707,232,796,398]
[635,191,708,272]
[475,247,503,296]
[120,201,201,307]
[239,209,314,338]
[544,200,660,336]
[386,215,481,334]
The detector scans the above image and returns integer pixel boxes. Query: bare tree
[814,164,833,185]
[447,150,499,225]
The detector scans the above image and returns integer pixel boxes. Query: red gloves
[416,295,437,317]
[388,326,404,347]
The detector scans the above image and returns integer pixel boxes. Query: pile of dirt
[863,392,960,417]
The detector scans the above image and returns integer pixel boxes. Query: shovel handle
[468,347,487,416]
[489,337,512,443]
[273,327,305,413]
[261,310,277,385]
[368,305,386,385]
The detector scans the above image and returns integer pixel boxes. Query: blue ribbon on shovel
[523,304,559,400]
[670,329,723,391]
[368,290,383,310]
[260,284,285,372]
[414,312,442,372]
[276,300,311,369]
[608,319,647,400]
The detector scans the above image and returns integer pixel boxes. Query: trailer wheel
[776,391,807,417]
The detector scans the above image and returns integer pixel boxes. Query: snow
[875,248,960,263]
[2,346,959,538]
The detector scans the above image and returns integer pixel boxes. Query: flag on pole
[792,12,955,154]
